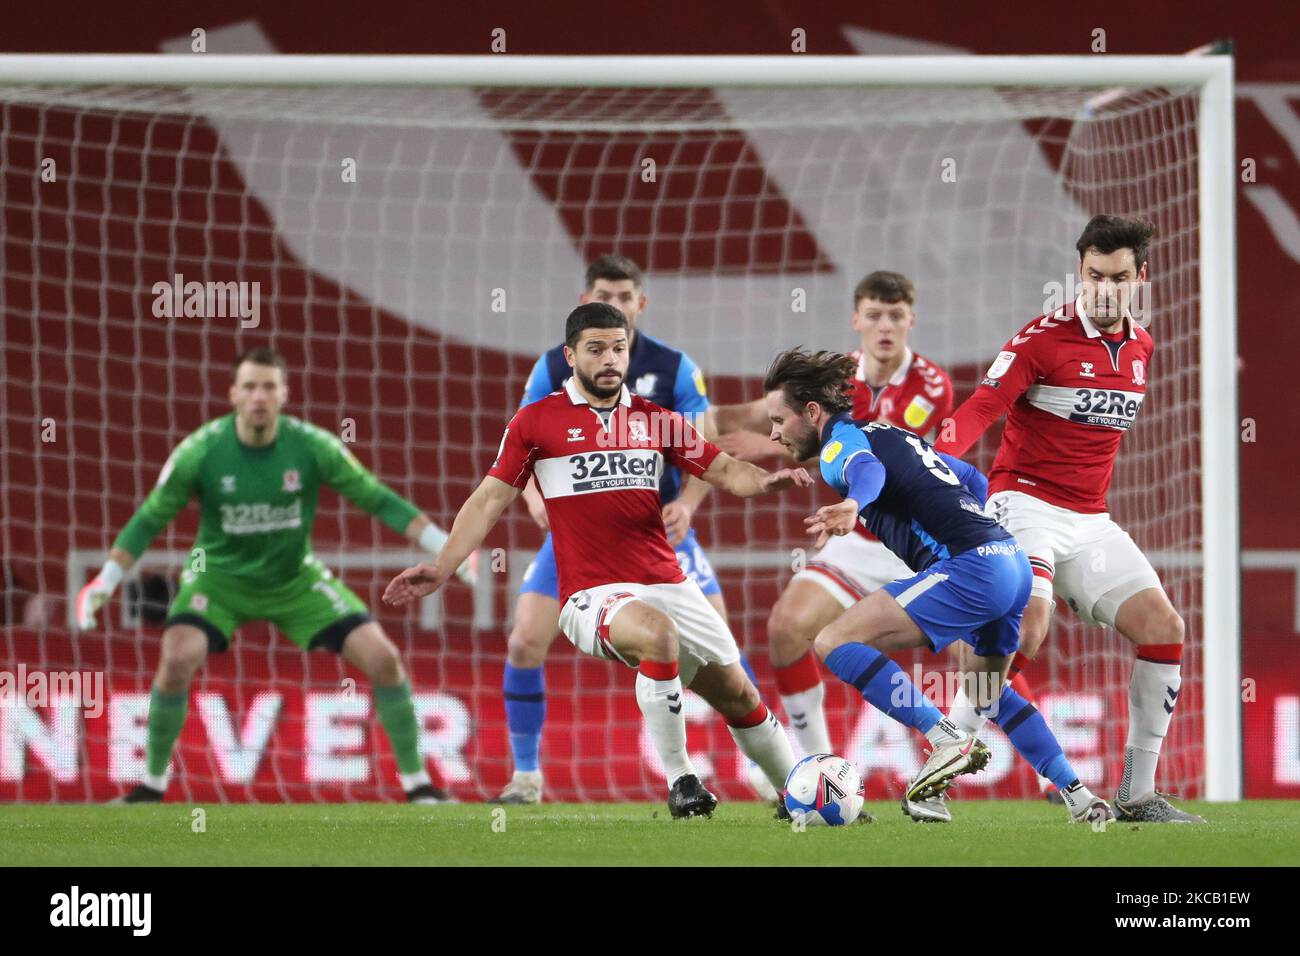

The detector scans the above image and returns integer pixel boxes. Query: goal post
[0,54,1239,801]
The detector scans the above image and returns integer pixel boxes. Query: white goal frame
[0,53,1240,800]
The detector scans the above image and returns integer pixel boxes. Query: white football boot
[492,770,543,805]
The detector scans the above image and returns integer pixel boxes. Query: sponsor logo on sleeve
[821,440,843,464]
[692,368,707,396]
[985,350,1017,380]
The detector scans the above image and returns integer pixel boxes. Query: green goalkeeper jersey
[113,414,419,582]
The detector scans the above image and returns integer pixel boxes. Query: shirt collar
[856,348,914,387]
[820,411,853,447]
[1075,296,1138,340]
[563,377,632,408]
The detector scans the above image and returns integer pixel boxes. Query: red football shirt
[848,348,954,435]
[487,378,722,601]
[936,301,1154,513]
[846,348,954,540]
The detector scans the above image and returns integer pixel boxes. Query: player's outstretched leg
[111,623,209,804]
[601,598,715,818]
[497,592,562,805]
[767,578,843,757]
[341,623,450,804]
[967,670,1111,825]
[688,660,797,802]
[1111,588,1202,823]
[947,602,1060,802]
[813,590,989,805]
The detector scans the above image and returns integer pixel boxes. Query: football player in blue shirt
[496,254,771,803]
[763,348,1113,825]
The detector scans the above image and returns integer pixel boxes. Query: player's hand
[383,562,450,606]
[716,430,782,462]
[525,491,550,531]
[804,499,861,549]
[762,467,815,494]
[661,500,694,546]
[75,573,119,630]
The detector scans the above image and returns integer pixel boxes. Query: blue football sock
[824,643,941,734]
[503,664,546,773]
[978,685,1077,789]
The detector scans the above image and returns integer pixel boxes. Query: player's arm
[712,397,786,461]
[938,452,990,505]
[805,447,885,548]
[662,355,719,543]
[307,425,475,584]
[385,411,535,604]
[77,440,200,629]
[700,453,814,498]
[663,406,812,498]
[934,333,1045,457]
[517,354,556,531]
[383,476,519,605]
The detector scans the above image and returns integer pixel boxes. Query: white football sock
[728,707,797,793]
[142,772,167,792]
[1120,658,1181,802]
[947,683,989,738]
[1060,780,1098,816]
[635,672,694,787]
[924,716,967,747]
[779,684,832,756]
[399,769,431,791]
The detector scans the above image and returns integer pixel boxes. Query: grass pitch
[2,800,1297,866]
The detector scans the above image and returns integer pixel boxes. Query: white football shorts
[558,578,740,687]
[790,531,914,609]
[985,489,1163,627]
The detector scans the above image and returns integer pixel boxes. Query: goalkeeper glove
[418,523,478,587]
[75,559,125,630]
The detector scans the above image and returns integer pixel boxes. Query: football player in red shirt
[935,215,1201,823]
[385,303,812,819]
[714,272,960,767]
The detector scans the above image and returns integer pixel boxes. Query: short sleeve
[519,355,555,409]
[486,410,538,488]
[671,351,710,417]
[662,410,720,477]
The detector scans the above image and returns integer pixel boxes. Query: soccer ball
[783,754,864,826]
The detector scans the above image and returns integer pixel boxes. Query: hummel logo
[667,692,682,715]
[567,427,584,442]
[1163,686,1179,714]
[1080,361,1096,378]
[221,475,236,493]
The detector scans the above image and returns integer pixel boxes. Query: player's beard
[792,424,821,461]
[576,366,624,401]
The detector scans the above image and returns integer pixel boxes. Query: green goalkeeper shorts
[164,554,371,653]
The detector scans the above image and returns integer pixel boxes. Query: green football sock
[146,688,189,778]
[374,681,423,775]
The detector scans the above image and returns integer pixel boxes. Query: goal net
[0,62,1230,802]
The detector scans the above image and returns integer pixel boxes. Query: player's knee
[156,633,205,690]
[812,625,843,662]
[366,644,407,687]
[767,601,817,665]
[639,616,679,663]
[506,625,552,668]
[1142,608,1185,647]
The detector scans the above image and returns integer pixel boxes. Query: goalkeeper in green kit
[77,348,474,804]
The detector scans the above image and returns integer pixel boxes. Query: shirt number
[905,435,960,486]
